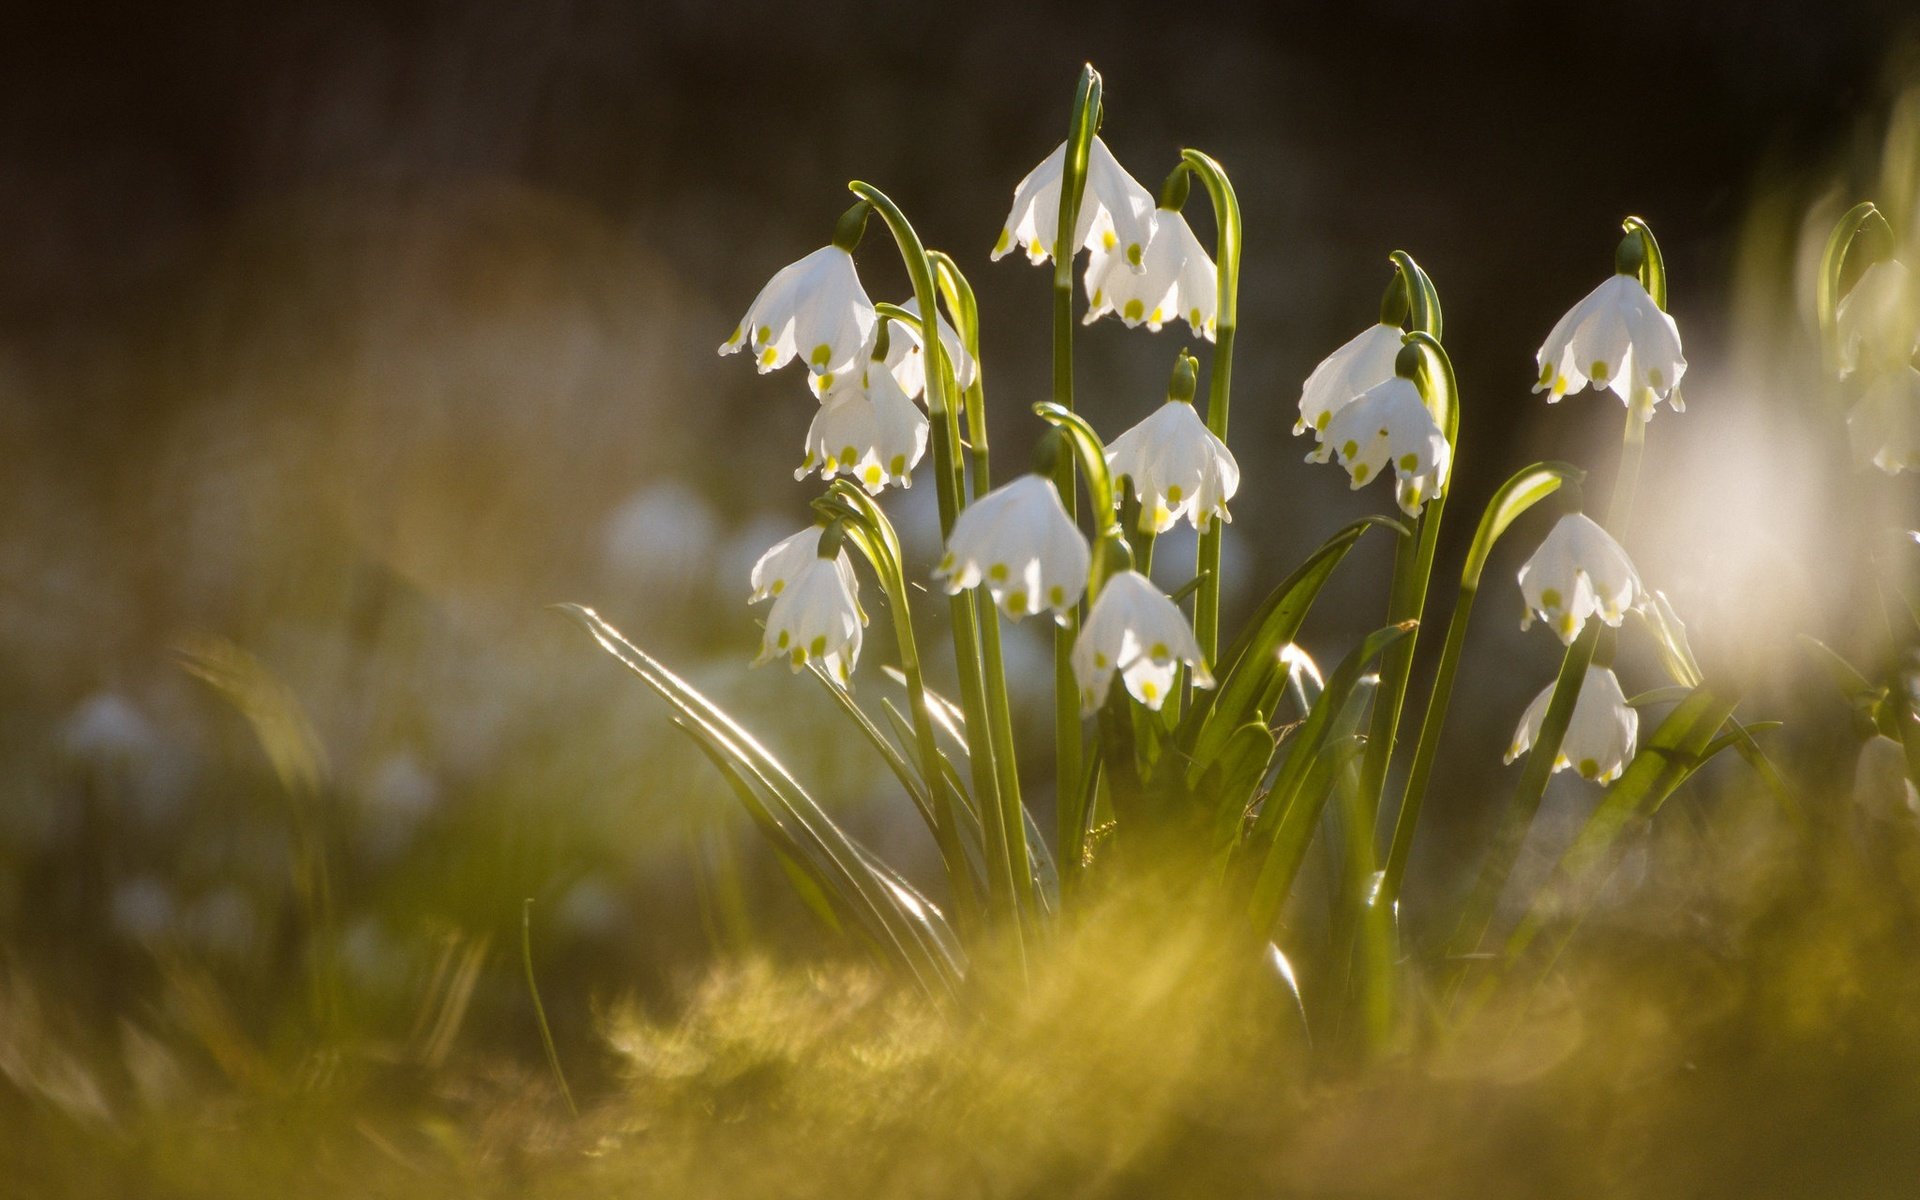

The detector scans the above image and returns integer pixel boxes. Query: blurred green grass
[6,778,1920,1199]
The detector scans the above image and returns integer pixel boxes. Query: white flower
[1516,512,1644,645]
[883,298,977,399]
[1082,207,1217,338]
[1533,273,1687,416]
[1846,366,1920,475]
[753,551,865,684]
[798,365,929,494]
[991,136,1156,271]
[719,245,877,391]
[748,526,858,604]
[934,474,1089,620]
[1072,570,1214,712]
[1104,399,1240,532]
[1836,259,1918,380]
[1505,665,1638,784]
[1296,323,1403,458]
[1321,375,1450,516]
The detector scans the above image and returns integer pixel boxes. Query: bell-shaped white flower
[1296,323,1404,459]
[1072,570,1214,712]
[798,365,929,494]
[1516,512,1645,644]
[1105,398,1240,533]
[1505,665,1638,784]
[1836,259,1919,380]
[934,474,1089,620]
[1533,273,1687,416]
[991,137,1156,272]
[1321,375,1450,516]
[1846,366,1920,475]
[1082,207,1217,339]
[719,245,877,390]
[882,298,976,399]
[752,549,865,685]
[748,525,856,604]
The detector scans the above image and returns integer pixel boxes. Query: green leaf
[1182,515,1398,776]
[1461,463,1582,586]
[1243,622,1418,934]
[559,603,962,996]
[1504,683,1743,963]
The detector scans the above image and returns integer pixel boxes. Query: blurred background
[3,0,1918,1094]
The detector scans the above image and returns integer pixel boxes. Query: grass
[6,780,1920,1199]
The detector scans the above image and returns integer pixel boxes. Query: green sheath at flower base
[1388,250,1442,340]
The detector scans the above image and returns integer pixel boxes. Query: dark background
[2,0,1914,1059]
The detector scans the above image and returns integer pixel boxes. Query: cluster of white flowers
[1834,257,1920,475]
[711,132,1699,796]
[1294,327,1449,516]
[713,132,1236,706]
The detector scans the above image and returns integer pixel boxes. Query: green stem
[1357,330,1456,897]
[521,899,578,1117]
[1050,66,1101,856]
[1182,150,1241,667]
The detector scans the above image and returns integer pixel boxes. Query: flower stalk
[850,181,1028,940]
[1050,64,1103,834]
[1179,149,1242,667]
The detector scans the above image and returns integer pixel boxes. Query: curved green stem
[849,182,1022,946]
[816,484,980,925]
[1181,149,1242,667]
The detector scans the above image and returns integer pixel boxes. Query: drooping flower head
[935,469,1090,621]
[751,526,865,685]
[748,524,856,604]
[1835,258,1919,381]
[992,136,1156,271]
[1296,322,1404,459]
[1321,341,1451,516]
[1533,234,1687,417]
[720,205,878,393]
[1072,569,1213,712]
[1516,512,1645,644]
[1105,352,1239,532]
[799,352,930,494]
[1082,182,1217,339]
[1847,365,1920,476]
[1506,665,1639,784]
